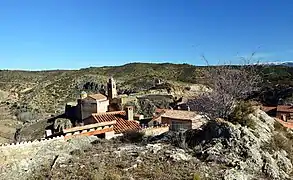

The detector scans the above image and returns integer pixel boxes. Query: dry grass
[270,122,293,162]
[19,119,52,141]
[28,139,221,180]
[261,121,293,175]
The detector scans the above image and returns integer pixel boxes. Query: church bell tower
[107,76,117,100]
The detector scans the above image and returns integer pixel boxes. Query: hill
[1,62,293,107]
[0,63,205,114]
[0,63,206,143]
[1,62,293,143]
[1,62,293,115]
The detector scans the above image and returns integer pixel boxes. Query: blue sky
[0,0,293,70]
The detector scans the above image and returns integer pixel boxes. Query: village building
[49,76,208,139]
[107,77,118,100]
[261,104,293,129]
[65,77,123,122]
[148,108,206,131]
[83,108,141,136]
[77,93,109,119]
[261,106,277,117]
[276,105,293,122]
[47,106,141,139]
[262,105,293,122]
[48,77,143,139]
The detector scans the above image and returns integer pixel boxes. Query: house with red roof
[261,104,293,129]
[261,105,293,122]
[49,77,143,139]
[148,108,207,131]
[53,106,141,139]
[83,108,141,135]
[261,106,277,117]
[276,105,293,122]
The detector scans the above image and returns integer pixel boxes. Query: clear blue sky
[0,0,293,70]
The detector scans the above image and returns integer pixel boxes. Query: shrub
[229,101,256,129]
[16,111,35,122]
[103,173,121,180]
[193,173,201,180]
[263,124,293,163]
[271,133,293,162]
[274,121,287,132]
[185,86,191,91]
[138,98,156,118]
[120,131,145,143]
[274,121,293,140]
[54,118,72,132]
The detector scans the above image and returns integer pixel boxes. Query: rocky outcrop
[150,108,293,179]
[1,107,292,179]
[0,136,97,180]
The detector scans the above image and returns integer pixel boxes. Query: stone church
[46,77,142,139]
[65,77,130,125]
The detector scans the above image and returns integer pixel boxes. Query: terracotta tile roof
[277,105,293,113]
[88,93,107,100]
[161,109,199,120]
[90,111,141,134]
[261,106,277,112]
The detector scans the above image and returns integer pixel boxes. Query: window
[171,121,189,131]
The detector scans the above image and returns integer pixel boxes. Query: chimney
[126,106,134,120]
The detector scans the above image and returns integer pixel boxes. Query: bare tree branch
[188,55,262,119]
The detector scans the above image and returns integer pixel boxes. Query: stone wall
[142,126,169,136]
[0,135,65,149]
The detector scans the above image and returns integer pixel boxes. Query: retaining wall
[141,126,170,136]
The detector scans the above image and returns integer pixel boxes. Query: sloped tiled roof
[277,105,293,113]
[261,106,277,113]
[90,111,141,134]
[150,108,204,125]
[161,109,199,120]
[87,93,107,100]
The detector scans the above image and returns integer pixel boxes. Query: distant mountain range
[260,61,293,67]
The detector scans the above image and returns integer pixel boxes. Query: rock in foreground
[1,108,293,180]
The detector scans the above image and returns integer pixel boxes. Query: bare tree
[188,54,262,119]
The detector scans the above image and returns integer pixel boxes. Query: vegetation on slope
[0,62,293,115]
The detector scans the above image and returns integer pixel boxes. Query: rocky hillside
[1,63,293,143]
[1,108,292,180]
[0,63,293,114]
[0,63,198,143]
[0,63,204,115]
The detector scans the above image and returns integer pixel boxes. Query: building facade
[149,109,207,131]
[276,105,293,122]
[262,105,293,122]
[76,93,109,120]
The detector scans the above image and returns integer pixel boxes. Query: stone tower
[107,77,117,100]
